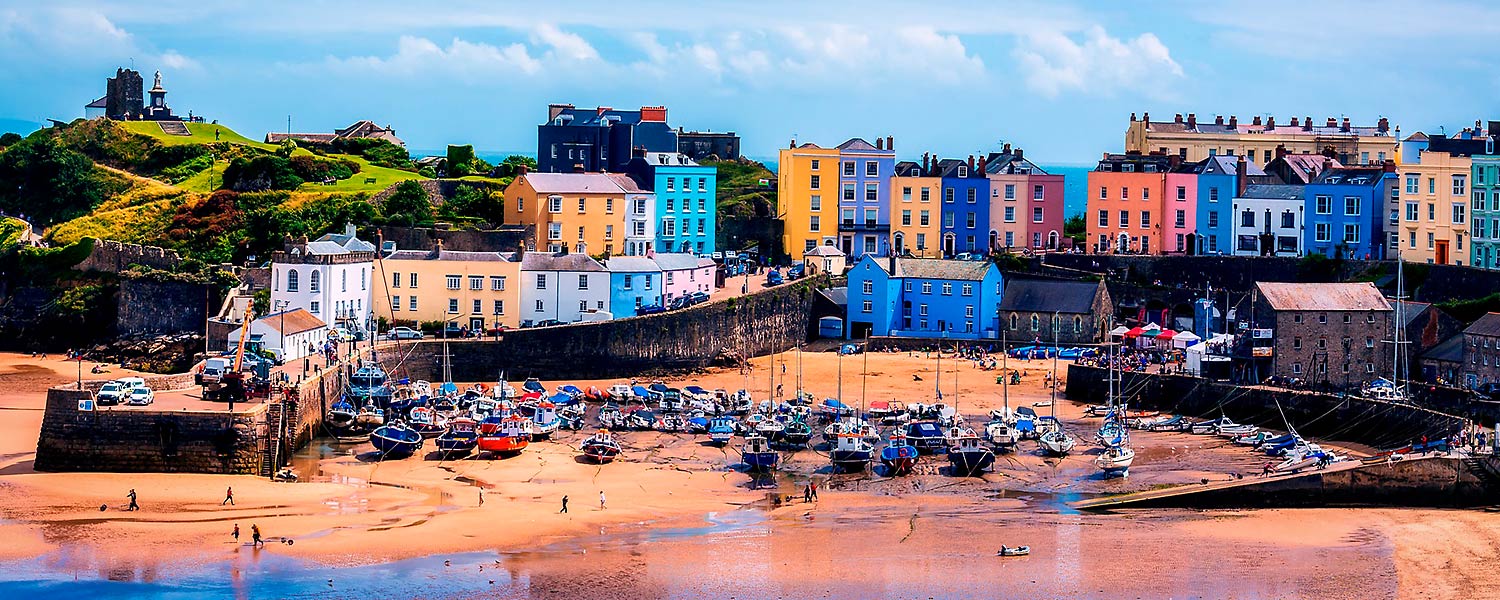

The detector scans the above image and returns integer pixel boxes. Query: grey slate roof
[1396,300,1432,329]
[1239,184,1305,200]
[313,232,377,253]
[891,258,993,281]
[1464,313,1500,337]
[384,250,513,262]
[836,138,886,152]
[1195,155,1268,176]
[605,256,660,272]
[520,252,606,272]
[651,252,705,271]
[820,287,848,307]
[999,279,1100,314]
[1312,168,1386,187]
[1422,334,1465,363]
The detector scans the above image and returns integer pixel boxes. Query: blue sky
[4,0,1500,165]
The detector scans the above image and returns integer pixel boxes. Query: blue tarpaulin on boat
[438,382,457,395]
[1015,420,1036,432]
[631,386,655,398]
[548,392,578,405]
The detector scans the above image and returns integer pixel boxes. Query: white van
[197,358,232,386]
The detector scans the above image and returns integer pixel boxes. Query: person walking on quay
[599,490,607,510]
[559,495,569,513]
[233,524,240,543]
[126,489,139,511]
[222,486,234,506]
[251,524,263,547]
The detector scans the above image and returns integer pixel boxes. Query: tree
[383,180,433,226]
[221,155,302,192]
[496,154,537,177]
[439,185,504,225]
[0,132,22,148]
[0,136,115,226]
[446,144,477,177]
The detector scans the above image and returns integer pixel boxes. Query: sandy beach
[1,349,1497,598]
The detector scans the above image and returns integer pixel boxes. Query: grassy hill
[705,159,777,218]
[119,121,275,150]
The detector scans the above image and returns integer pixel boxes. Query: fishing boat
[708,416,738,445]
[740,434,779,472]
[580,430,623,464]
[781,417,814,447]
[434,417,479,457]
[530,401,561,439]
[326,398,358,430]
[348,362,394,409]
[829,432,874,473]
[657,413,689,432]
[1190,417,1234,435]
[408,406,446,438]
[625,407,657,430]
[947,430,995,476]
[727,390,754,414]
[1038,428,1076,456]
[522,378,545,394]
[1233,431,1274,447]
[755,416,785,443]
[370,421,423,458]
[477,414,531,457]
[355,403,385,428]
[903,421,948,454]
[1141,415,1184,431]
[867,400,908,426]
[880,433,919,476]
[605,384,633,402]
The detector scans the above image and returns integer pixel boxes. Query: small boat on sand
[740,434,778,472]
[434,417,479,457]
[370,421,423,458]
[996,546,1030,557]
[581,430,623,464]
[880,433,919,476]
[477,414,531,457]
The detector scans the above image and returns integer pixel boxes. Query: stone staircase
[259,402,287,477]
[1463,456,1500,489]
[157,121,191,136]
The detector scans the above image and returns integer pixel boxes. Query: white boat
[1191,417,1235,435]
[996,545,1030,557]
[1095,444,1135,477]
[1217,424,1259,437]
[984,419,1019,451]
[1038,429,1076,456]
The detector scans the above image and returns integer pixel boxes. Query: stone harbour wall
[34,386,264,474]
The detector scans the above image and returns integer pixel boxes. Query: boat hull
[947,450,995,476]
[829,449,872,472]
[478,435,529,456]
[742,452,778,472]
[582,445,621,464]
[370,429,422,458]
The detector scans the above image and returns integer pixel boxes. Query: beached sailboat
[434,417,479,457]
[780,416,813,447]
[370,421,423,458]
[1095,322,1134,477]
[880,433,919,476]
[984,414,1019,453]
[740,434,779,472]
[947,430,995,476]
[1038,312,1076,456]
[581,430,623,464]
[477,414,531,457]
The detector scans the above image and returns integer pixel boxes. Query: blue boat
[880,434,919,476]
[1263,436,1300,456]
[708,416,738,445]
[741,434,779,472]
[829,432,873,472]
[947,433,995,476]
[522,378,545,394]
[687,416,710,434]
[903,421,947,454]
[370,422,423,458]
[434,417,479,457]
[326,398,357,429]
[349,363,394,409]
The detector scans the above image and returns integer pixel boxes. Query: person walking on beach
[599,490,607,510]
[810,480,818,501]
[233,524,240,543]
[222,486,234,506]
[559,495,569,513]
[803,484,812,503]
[126,489,139,511]
[251,524,263,547]
[478,488,485,507]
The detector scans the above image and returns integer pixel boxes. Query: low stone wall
[34,386,263,474]
[1064,365,1462,448]
[378,277,822,381]
[116,279,211,337]
[77,239,184,273]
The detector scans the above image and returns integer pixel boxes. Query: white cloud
[531,23,598,62]
[1014,26,1182,98]
[0,6,133,58]
[158,50,198,70]
[328,35,540,79]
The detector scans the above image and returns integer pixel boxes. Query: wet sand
[0,350,1496,598]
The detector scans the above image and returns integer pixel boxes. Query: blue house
[845,255,1003,340]
[835,137,896,259]
[1190,156,1266,255]
[627,152,717,254]
[537,104,678,174]
[936,158,990,256]
[1303,167,1396,260]
[603,256,662,315]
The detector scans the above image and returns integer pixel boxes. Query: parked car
[668,296,691,310]
[484,325,509,336]
[533,319,563,328]
[385,327,424,340]
[687,291,710,305]
[442,323,465,338]
[787,264,806,280]
[126,387,154,406]
[196,357,232,386]
[766,269,784,286]
[635,304,667,316]
[96,381,127,405]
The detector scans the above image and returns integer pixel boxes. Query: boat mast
[1050,311,1059,422]
[1001,326,1009,413]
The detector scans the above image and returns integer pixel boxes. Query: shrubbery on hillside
[221,155,302,191]
[383,180,433,226]
[0,136,126,226]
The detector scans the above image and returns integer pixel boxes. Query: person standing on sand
[222,486,234,506]
[478,488,485,507]
[810,481,818,501]
[599,491,607,510]
[126,489,138,511]
[560,495,569,513]
[251,524,263,547]
[803,485,811,503]
[233,524,240,542]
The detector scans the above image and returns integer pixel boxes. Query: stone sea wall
[378,277,823,381]
[34,386,264,474]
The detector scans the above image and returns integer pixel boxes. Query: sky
[4,0,1500,165]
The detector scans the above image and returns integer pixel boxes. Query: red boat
[477,414,531,457]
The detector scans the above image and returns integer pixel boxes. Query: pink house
[1164,171,1197,254]
[1027,172,1066,249]
[985,146,1067,250]
[654,253,716,301]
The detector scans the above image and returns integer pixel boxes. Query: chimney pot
[886,135,893,150]
[1341,117,1351,133]
[1174,113,1183,124]
[790,139,796,149]
[875,137,883,150]
[1252,116,1262,126]
[1215,115,1224,126]
[1304,116,1313,131]
[1130,112,1137,121]
[1142,111,1150,123]
[1267,116,1275,129]
[1229,115,1238,128]
[1003,142,1011,154]
[1326,117,1337,128]
[1187,113,1197,129]
[1291,117,1300,127]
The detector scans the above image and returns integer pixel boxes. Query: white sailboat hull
[1038,431,1076,456]
[1095,446,1135,475]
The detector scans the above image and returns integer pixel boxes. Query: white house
[609,174,658,257]
[227,308,328,362]
[520,251,611,325]
[804,244,847,275]
[1231,184,1305,257]
[654,252,716,302]
[270,224,377,333]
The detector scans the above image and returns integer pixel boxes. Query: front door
[469,317,485,332]
[1436,239,1450,264]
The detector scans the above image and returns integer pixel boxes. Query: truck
[195,357,232,386]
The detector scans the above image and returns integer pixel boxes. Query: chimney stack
[1236,155,1248,196]
[560,242,570,255]
[875,137,883,150]
[789,139,796,149]
[886,135,893,150]
[1215,115,1224,126]
[1291,116,1300,128]
[375,230,385,256]
[1304,116,1313,131]
[515,242,526,261]
[1229,115,1238,128]
[922,152,930,174]
[1323,157,1333,172]
[1130,112,1137,122]
[967,155,975,173]
[1276,144,1289,160]
[1252,115,1262,126]
[1142,112,1149,123]
[1383,159,1396,173]
[518,164,528,175]
[573,163,585,173]
[1267,116,1275,129]
[1326,117,1337,128]
[1174,113,1183,124]
[1187,113,1197,129]
[1014,148,1023,161]
[1341,117,1351,133]
[432,237,444,258]
[1003,142,1012,154]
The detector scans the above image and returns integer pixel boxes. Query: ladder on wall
[259,402,286,478]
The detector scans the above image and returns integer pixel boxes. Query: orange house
[1085,153,1176,254]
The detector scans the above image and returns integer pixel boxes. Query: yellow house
[1399,143,1472,265]
[372,242,521,331]
[889,162,941,257]
[504,173,627,256]
[778,142,841,260]
[1126,112,1400,166]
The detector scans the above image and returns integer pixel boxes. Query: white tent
[1171,330,1201,349]
[1108,325,1130,338]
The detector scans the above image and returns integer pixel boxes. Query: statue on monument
[153,70,162,89]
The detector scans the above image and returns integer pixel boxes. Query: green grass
[296,153,425,192]
[118,121,275,151]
